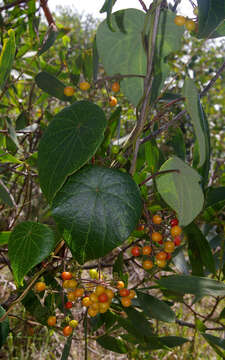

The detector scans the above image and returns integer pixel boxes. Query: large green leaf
[97,335,128,354]
[0,306,9,349]
[8,221,55,286]
[52,165,143,264]
[35,71,69,101]
[38,101,107,202]
[140,336,189,351]
[197,0,225,38]
[183,78,210,168]
[155,156,204,226]
[158,275,225,299]
[0,29,16,89]
[137,291,176,323]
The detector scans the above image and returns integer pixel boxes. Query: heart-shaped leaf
[52,165,143,264]
[155,156,204,226]
[8,221,55,286]
[38,101,107,202]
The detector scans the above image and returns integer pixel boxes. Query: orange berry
[61,271,73,280]
[142,259,154,270]
[105,289,114,300]
[63,325,73,337]
[64,86,75,96]
[88,307,98,317]
[82,297,92,307]
[63,280,71,289]
[171,225,182,237]
[90,303,99,312]
[95,285,105,296]
[99,302,110,313]
[47,316,56,326]
[111,82,120,93]
[121,297,131,307]
[109,96,117,107]
[131,246,141,257]
[137,224,145,231]
[151,232,163,242]
[67,279,78,289]
[128,290,136,299]
[34,281,46,292]
[119,288,130,297]
[67,291,76,302]
[142,245,152,256]
[156,258,167,268]
[74,288,84,297]
[156,251,167,261]
[152,215,162,224]
[79,81,91,91]
[185,19,196,31]
[164,241,175,253]
[89,293,99,303]
[116,281,125,289]
[174,15,186,26]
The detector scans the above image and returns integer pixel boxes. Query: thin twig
[40,0,55,25]
[138,0,148,12]
[139,169,180,186]
[0,0,29,11]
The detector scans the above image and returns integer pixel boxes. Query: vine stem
[139,169,180,186]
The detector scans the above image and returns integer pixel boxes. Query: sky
[48,0,194,19]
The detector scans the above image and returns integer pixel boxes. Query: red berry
[167,253,172,260]
[174,236,181,246]
[119,288,130,297]
[131,246,140,257]
[98,293,109,303]
[65,301,73,309]
[61,272,73,280]
[170,218,179,227]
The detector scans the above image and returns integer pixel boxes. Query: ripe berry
[111,82,120,93]
[174,236,181,246]
[185,19,196,31]
[121,297,131,307]
[170,218,179,227]
[99,302,110,313]
[61,272,73,280]
[82,297,92,307]
[167,253,172,260]
[109,96,117,107]
[88,307,98,317]
[65,301,73,309]
[67,291,76,302]
[69,320,78,328]
[131,246,141,257]
[63,280,71,289]
[74,288,84,297]
[79,81,90,91]
[34,281,46,292]
[64,86,75,96]
[164,241,175,253]
[156,259,167,268]
[151,232,163,242]
[156,251,167,261]
[63,325,73,337]
[98,293,109,303]
[119,288,130,297]
[47,316,56,326]
[171,225,182,237]
[95,285,106,296]
[142,259,154,270]
[90,303,99,312]
[67,279,78,289]
[89,293,99,303]
[142,245,152,256]
[137,224,145,231]
[128,290,136,299]
[174,15,186,26]
[105,289,114,300]
[116,281,125,289]
[152,215,162,225]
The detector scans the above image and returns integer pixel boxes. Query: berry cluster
[174,15,197,32]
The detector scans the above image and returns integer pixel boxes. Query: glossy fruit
[111,82,120,93]
[99,302,110,313]
[142,245,152,256]
[185,19,196,31]
[109,96,117,107]
[89,269,98,280]
[116,281,125,289]
[142,259,154,270]
[156,259,167,268]
[128,290,136,299]
[64,86,75,96]
[67,291,76,302]
[98,293,109,303]
[131,246,141,257]
[67,279,78,289]
[61,271,73,280]
[152,215,162,224]
[95,285,106,296]
[79,81,90,91]
[63,325,73,336]
[174,15,186,26]
[171,225,182,237]
[88,307,98,317]
[170,218,179,227]
[69,320,78,328]
[90,302,99,312]
[119,288,130,297]
[65,301,73,309]
[47,316,56,326]
[74,288,84,297]
[174,236,181,246]
[137,224,145,231]
[156,251,167,261]
[151,232,163,242]
[34,281,46,292]
[164,241,175,253]
[82,297,92,307]
[105,289,114,300]
[63,280,71,289]
[89,293,99,303]
[121,297,131,307]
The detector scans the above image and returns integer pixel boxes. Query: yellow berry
[105,289,114,300]
[89,269,98,280]
[174,15,186,26]
[128,290,136,299]
[64,86,75,96]
[82,297,92,307]
[34,281,46,292]
[89,293,99,303]
[79,81,91,91]
[69,320,78,328]
[171,225,182,237]
[67,279,78,289]
[95,285,106,296]
[109,96,117,107]
[185,19,196,31]
[88,307,98,317]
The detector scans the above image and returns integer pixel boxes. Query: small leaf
[61,335,72,360]
[100,0,117,31]
[8,221,55,286]
[0,232,11,246]
[205,186,225,209]
[0,29,16,89]
[0,306,10,349]
[52,165,143,264]
[38,101,107,202]
[97,335,128,354]
[145,139,160,172]
[137,292,176,323]
[38,23,58,56]
[202,333,225,352]
[155,156,204,226]
[35,71,69,101]
[158,275,225,299]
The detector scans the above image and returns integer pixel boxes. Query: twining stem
[139,169,180,186]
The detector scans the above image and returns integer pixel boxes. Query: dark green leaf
[35,71,69,101]
[97,335,128,354]
[38,101,107,202]
[92,36,99,81]
[61,335,72,360]
[113,252,124,280]
[38,23,58,56]
[0,232,11,246]
[124,307,154,338]
[8,221,55,286]
[16,111,28,130]
[155,156,204,226]
[219,307,225,319]
[167,128,186,161]
[0,179,16,207]
[137,292,176,323]
[185,223,215,275]
[205,187,225,209]
[202,333,225,353]
[197,0,225,38]
[52,165,143,264]
[145,139,160,172]
[6,118,20,149]
[0,306,9,349]
[0,29,16,89]
[22,291,51,324]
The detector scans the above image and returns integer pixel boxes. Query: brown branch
[0,0,29,12]
[40,0,55,26]
[138,0,148,12]
[200,59,225,98]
